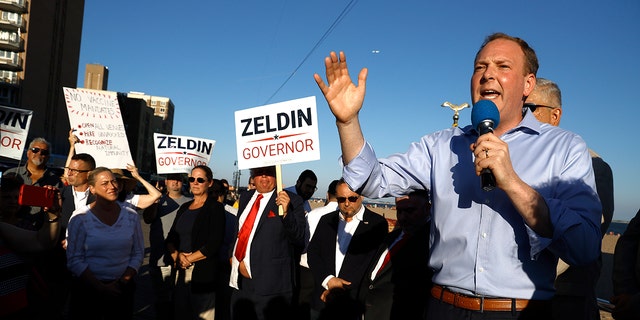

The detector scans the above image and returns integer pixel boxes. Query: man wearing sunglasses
[3,137,65,317]
[229,165,306,320]
[360,190,432,320]
[307,179,388,319]
[4,137,64,215]
[4,137,63,187]
[525,78,614,320]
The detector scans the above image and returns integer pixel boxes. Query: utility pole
[232,160,241,197]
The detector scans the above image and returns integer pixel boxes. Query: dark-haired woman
[166,165,226,320]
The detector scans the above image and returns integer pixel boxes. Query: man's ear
[523,74,536,97]
[551,108,562,126]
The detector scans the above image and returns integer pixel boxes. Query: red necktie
[234,194,263,261]
[376,233,408,276]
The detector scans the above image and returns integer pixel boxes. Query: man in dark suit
[60,153,97,236]
[359,190,432,320]
[307,179,388,319]
[229,166,306,320]
[42,152,96,319]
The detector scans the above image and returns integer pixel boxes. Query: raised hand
[314,51,368,124]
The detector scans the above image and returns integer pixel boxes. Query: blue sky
[78,0,640,221]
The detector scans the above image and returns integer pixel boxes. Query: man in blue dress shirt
[314,32,602,319]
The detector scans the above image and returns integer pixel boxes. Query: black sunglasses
[337,196,359,203]
[524,103,556,112]
[252,169,276,177]
[188,177,207,183]
[30,147,50,156]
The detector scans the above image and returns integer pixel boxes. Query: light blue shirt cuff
[342,141,375,192]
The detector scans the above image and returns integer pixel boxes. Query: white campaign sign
[153,133,216,174]
[234,96,320,170]
[0,105,32,160]
[63,87,134,168]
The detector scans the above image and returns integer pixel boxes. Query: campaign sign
[153,133,216,174]
[234,96,319,170]
[0,105,32,160]
[63,87,134,168]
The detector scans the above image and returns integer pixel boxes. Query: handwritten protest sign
[234,96,319,170]
[63,87,133,168]
[0,105,32,160]
[153,133,216,174]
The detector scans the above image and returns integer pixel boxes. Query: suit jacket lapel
[254,192,276,233]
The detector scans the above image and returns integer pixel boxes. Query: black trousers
[231,276,294,320]
[69,277,135,320]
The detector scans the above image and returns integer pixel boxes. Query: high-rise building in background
[84,63,108,90]
[0,0,85,165]
[79,65,175,175]
[120,91,175,174]
[0,1,175,173]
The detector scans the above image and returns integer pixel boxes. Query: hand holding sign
[235,96,320,216]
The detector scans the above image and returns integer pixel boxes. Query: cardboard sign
[0,105,32,160]
[63,87,134,168]
[234,96,319,170]
[153,133,216,174]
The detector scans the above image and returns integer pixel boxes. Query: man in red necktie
[229,166,306,320]
[360,190,432,320]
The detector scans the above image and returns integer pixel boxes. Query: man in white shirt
[296,179,340,320]
[307,179,388,319]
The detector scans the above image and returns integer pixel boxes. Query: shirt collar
[462,108,543,138]
[338,204,365,222]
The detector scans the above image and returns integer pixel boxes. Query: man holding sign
[229,166,306,320]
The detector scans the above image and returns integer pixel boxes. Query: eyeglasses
[524,103,556,112]
[337,196,360,203]
[65,167,91,174]
[188,177,207,184]
[30,147,50,156]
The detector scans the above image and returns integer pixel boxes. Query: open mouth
[481,89,500,99]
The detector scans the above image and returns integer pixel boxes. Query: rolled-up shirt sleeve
[540,135,602,266]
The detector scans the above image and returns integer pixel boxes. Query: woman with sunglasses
[65,167,144,320]
[166,165,226,320]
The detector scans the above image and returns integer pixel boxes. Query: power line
[264,0,359,104]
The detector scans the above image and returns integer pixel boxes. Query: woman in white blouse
[66,167,144,320]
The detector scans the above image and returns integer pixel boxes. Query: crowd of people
[1,31,638,320]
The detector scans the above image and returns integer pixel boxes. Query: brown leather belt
[431,285,536,312]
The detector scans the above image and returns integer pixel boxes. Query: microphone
[471,100,500,191]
